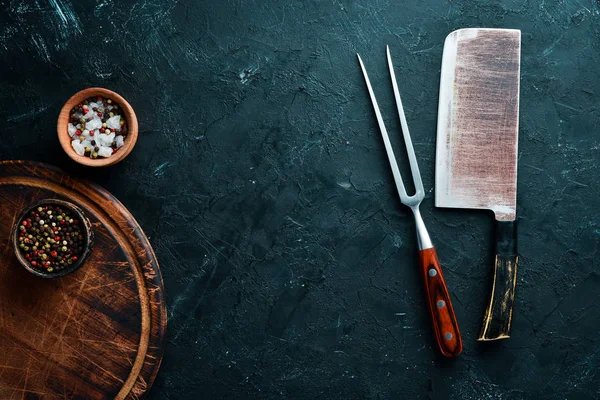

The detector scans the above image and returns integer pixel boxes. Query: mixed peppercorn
[16,204,85,273]
[67,96,128,159]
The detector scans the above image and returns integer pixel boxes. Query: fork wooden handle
[419,248,463,358]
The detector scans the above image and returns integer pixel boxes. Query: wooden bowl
[12,199,94,278]
[57,88,138,167]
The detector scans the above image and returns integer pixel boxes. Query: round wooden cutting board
[0,161,166,399]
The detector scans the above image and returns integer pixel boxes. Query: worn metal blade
[435,28,521,221]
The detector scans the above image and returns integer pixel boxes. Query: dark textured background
[1,0,600,399]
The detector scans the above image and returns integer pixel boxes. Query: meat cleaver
[435,28,521,341]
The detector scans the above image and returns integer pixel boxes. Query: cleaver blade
[435,28,521,341]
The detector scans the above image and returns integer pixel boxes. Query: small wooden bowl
[57,88,138,167]
[12,199,94,278]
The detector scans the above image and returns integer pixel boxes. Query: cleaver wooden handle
[419,247,462,357]
[478,220,518,341]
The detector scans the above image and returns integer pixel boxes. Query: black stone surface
[1,1,600,399]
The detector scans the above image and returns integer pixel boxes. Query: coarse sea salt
[72,140,85,156]
[68,123,77,137]
[83,109,96,120]
[98,132,115,147]
[97,146,113,157]
[68,96,129,159]
[86,117,103,131]
[106,115,121,130]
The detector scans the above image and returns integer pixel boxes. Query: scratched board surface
[0,161,166,399]
[1,0,600,399]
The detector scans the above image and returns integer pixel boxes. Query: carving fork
[357,47,462,357]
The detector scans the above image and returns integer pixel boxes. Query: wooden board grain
[0,161,166,399]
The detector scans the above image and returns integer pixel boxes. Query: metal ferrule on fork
[412,207,433,250]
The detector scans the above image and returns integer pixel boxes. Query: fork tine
[386,46,425,197]
[357,53,409,202]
